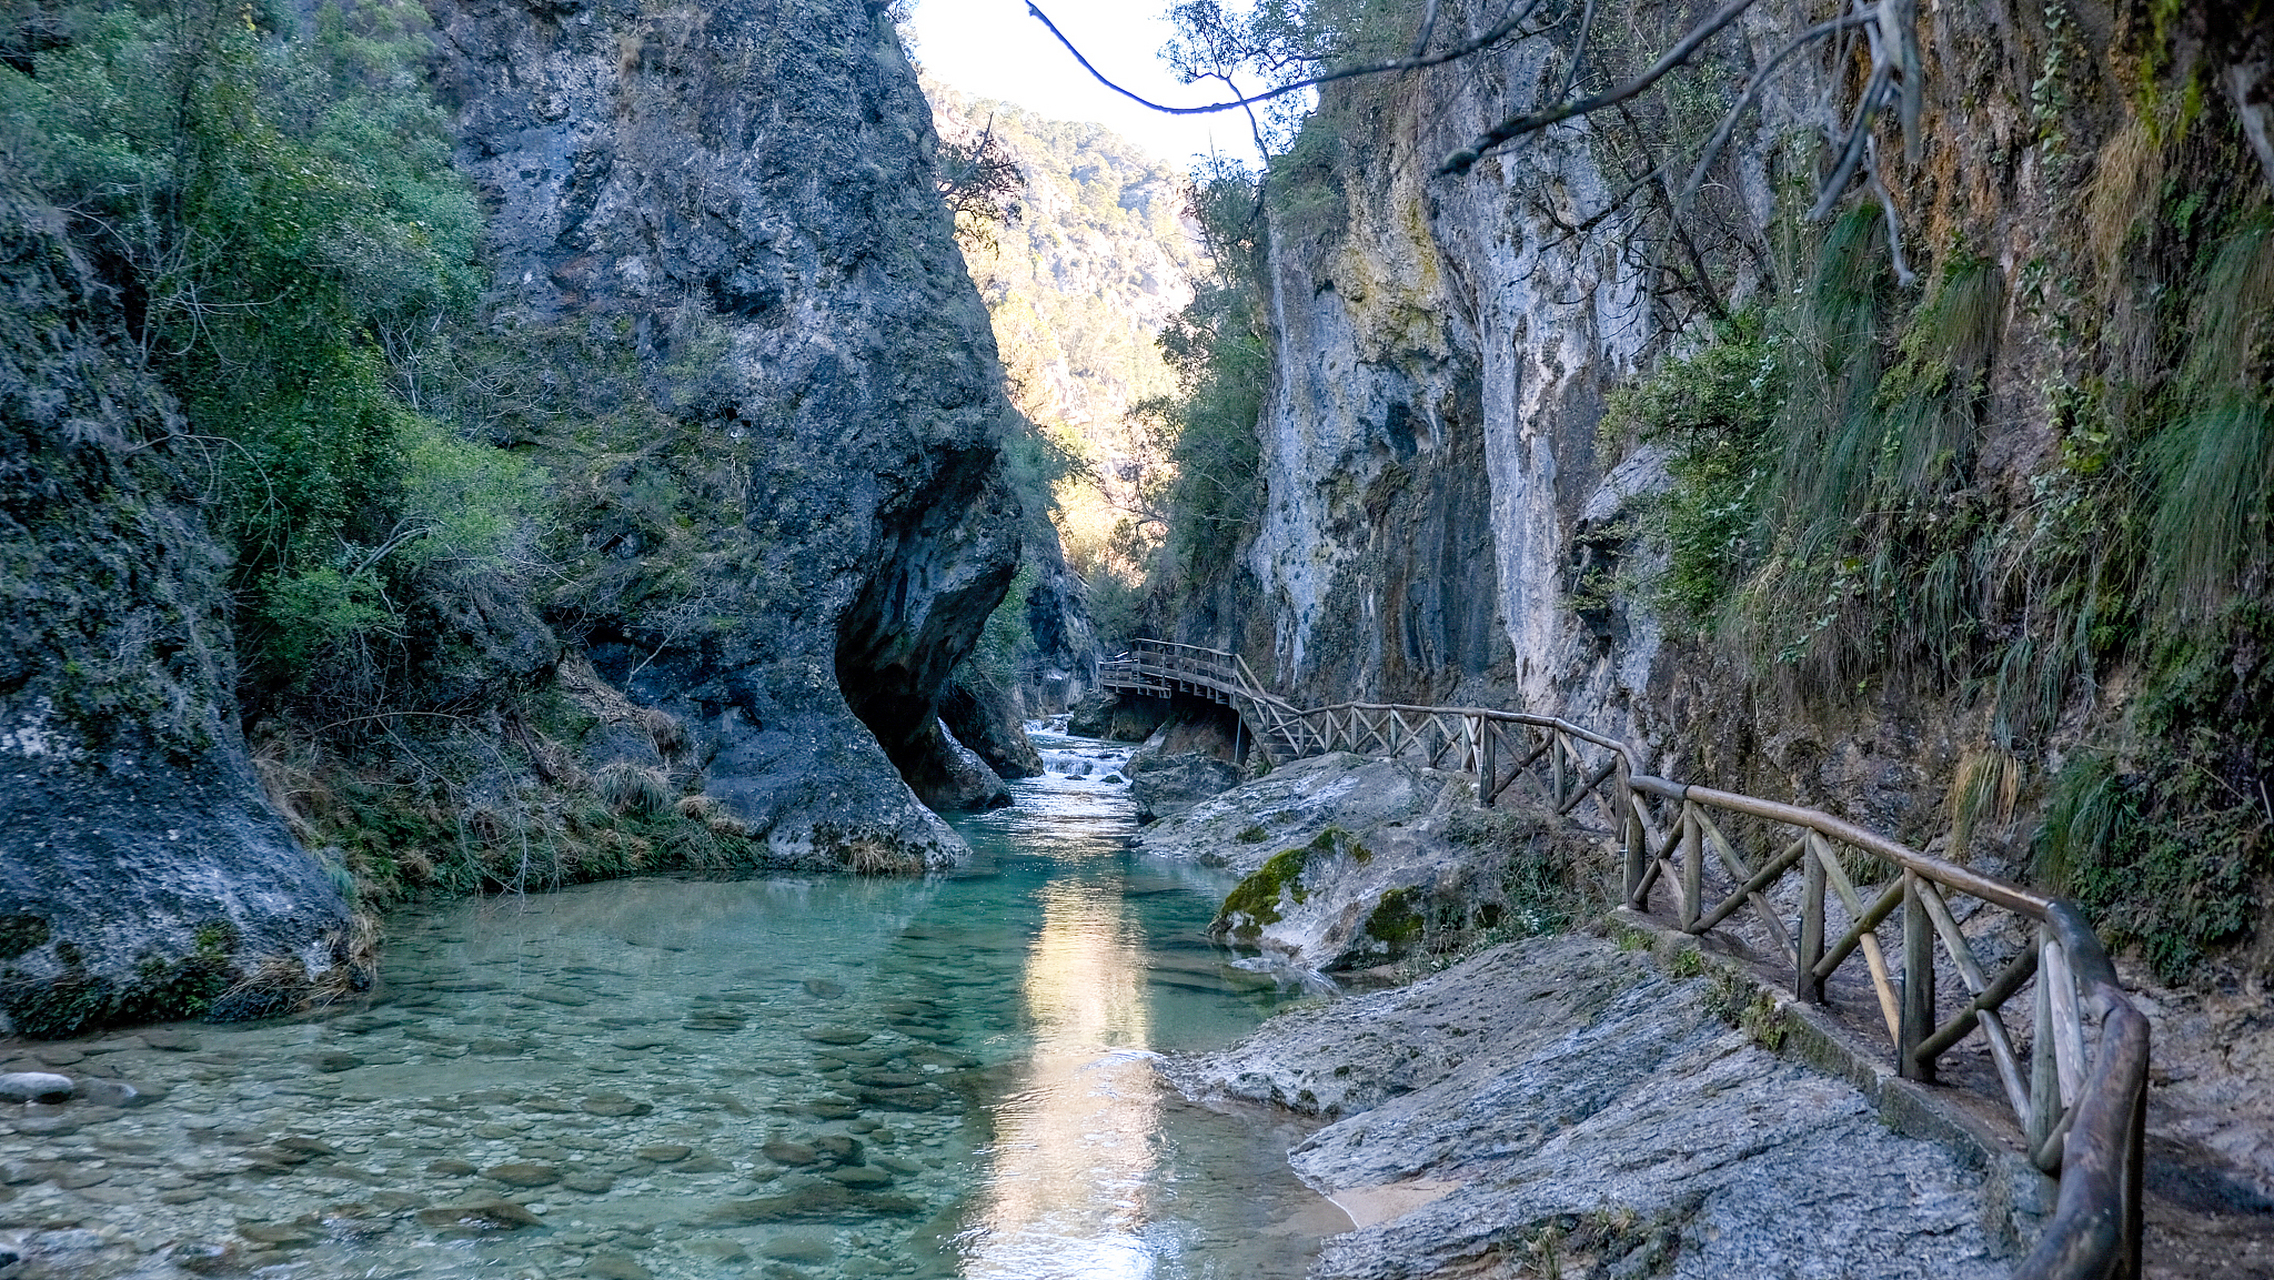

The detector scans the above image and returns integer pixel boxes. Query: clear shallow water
[0,732,1339,1279]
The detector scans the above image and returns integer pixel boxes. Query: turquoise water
[0,732,1340,1278]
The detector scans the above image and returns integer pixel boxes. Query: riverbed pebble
[0,1074,75,1104]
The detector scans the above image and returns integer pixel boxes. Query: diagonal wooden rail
[1098,639,2148,1280]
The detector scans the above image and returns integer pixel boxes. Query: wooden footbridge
[1101,638,2149,1280]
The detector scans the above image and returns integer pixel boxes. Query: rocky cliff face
[1245,58,1650,715]
[426,0,1024,860]
[0,0,1025,1033]
[1212,0,2273,871]
[0,194,358,1037]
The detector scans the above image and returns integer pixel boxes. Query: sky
[903,0,1263,170]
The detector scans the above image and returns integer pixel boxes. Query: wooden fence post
[1798,839,1826,1003]
[1679,802,1701,931]
[2124,1063,2146,1279]
[1479,719,1497,808]
[2029,925,2060,1158]
[1900,870,1937,1083]
[1618,758,1641,904]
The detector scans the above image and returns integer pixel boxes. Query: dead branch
[1024,0,1553,118]
[1438,0,1761,175]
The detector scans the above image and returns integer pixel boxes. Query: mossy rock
[1361,886,1426,955]
[1212,827,1372,943]
[0,916,50,960]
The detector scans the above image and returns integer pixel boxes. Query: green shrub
[0,0,525,716]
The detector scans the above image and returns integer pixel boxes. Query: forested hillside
[927,82,1204,644]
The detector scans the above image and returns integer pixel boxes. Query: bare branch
[1882,0,1923,164]
[1024,0,1550,118]
[1410,0,1442,58]
[1809,61,1892,220]
[1438,0,1762,175]
[1676,9,1875,213]
[1555,0,1599,103]
[1865,142,1917,286]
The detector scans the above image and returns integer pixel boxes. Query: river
[0,731,1343,1278]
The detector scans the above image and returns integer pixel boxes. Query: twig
[1411,0,1442,58]
[1440,0,1762,175]
[1024,0,1547,117]
[1676,9,1876,213]
[1555,0,1599,103]
[1865,144,1917,287]
[307,709,479,736]
[1808,61,1892,219]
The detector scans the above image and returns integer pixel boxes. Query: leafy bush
[0,0,528,716]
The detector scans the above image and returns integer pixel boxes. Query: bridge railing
[1098,641,1317,758]
[1092,639,2147,1280]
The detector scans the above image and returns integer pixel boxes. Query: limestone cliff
[429,0,1024,859]
[1192,0,2274,923]
[0,0,1025,1033]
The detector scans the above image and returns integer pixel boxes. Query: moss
[1235,825,1268,844]
[1214,827,1376,941]
[1215,846,1312,941]
[1361,886,1425,953]
[192,921,238,955]
[0,915,50,960]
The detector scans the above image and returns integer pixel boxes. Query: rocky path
[1162,933,2023,1280]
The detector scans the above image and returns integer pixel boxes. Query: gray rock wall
[1222,0,2274,835]
[0,196,357,1037]
[1244,28,1651,718]
[429,0,1027,855]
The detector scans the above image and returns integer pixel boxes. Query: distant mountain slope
[926,81,1201,608]
[928,80,1199,431]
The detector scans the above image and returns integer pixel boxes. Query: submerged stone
[415,1199,542,1230]
[0,1073,74,1103]
[700,1183,923,1224]
[483,1162,560,1187]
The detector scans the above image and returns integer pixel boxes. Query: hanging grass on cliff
[1610,182,2274,982]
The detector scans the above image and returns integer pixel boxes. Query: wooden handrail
[1091,639,2149,1280]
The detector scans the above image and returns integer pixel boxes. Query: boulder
[1138,753,1585,972]
[899,720,1010,813]
[1126,752,1244,823]
[940,675,1044,780]
[1067,692,1168,742]
[0,1072,74,1104]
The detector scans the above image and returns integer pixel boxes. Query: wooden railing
[1098,639,1319,761]
[1096,640,2149,1280]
